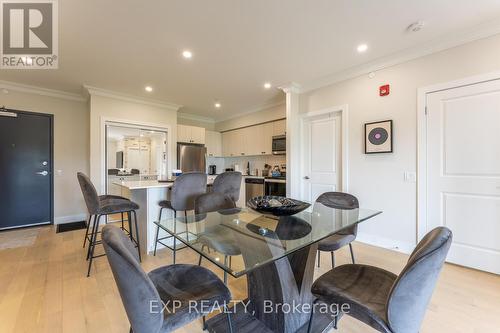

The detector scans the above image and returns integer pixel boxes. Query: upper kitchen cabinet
[206,130,222,157]
[273,119,286,136]
[221,119,286,157]
[262,122,274,155]
[177,125,206,144]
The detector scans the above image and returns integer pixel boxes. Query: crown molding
[278,82,301,94]
[84,85,182,111]
[178,112,216,123]
[215,100,285,122]
[300,18,500,93]
[0,80,86,102]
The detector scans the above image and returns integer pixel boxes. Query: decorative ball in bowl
[247,196,311,216]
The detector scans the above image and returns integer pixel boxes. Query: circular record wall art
[364,120,393,154]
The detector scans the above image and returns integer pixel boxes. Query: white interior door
[426,79,500,274]
[301,113,341,203]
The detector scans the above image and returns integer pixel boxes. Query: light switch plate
[404,171,416,183]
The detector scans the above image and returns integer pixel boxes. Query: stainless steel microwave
[272,135,286,155]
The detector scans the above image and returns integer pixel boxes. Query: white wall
[89,93,178,192]
[301,34,500,251]
[0,90,89,223]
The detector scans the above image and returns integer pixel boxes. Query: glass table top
[154,203,381,277]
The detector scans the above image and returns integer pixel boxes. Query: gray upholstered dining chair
[77,172,141,277]
[212,171,242,203]
[195,192,240,284]
[102,225,233,333]
[316,192,359,268]
[308,227,452,333]
[153,172,207,262]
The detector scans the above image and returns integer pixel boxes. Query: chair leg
[349,243,355,264]
[132,210,141,262]
[199,244,205,265]
[153,208,164,256]
[331,251,335,268]
[86,215,97,260]
[127,211,133,242]
[172,210,177,264]
[307,298,319,333]
[121,212,124,230]
[202,315,207,330]
[317,250,321,268]
[87,215,102,277]
[224,256,228,285]
[226,307,234,333]
[83,215,91,248]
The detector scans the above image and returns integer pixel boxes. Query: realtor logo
[1,0,58,69]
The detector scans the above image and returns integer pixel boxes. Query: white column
[280,83,301,198]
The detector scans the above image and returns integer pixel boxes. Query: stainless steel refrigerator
[177,143,206,173]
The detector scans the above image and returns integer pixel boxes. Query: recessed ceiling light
[145,86,153,92]
[357,44,368,53]
[264,82,272,89]
[182,50,193,59]
[214,102,221,108]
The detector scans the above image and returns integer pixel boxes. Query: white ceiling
[2,0,500,120]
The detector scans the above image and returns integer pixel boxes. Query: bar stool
[211,171,242,203]
[153,172,207,263]
[82,195,131,249]
[77,172,141,277]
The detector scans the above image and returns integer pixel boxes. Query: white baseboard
[356,232,415,255]
[54,213,88,225]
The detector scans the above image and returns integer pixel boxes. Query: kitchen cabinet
[177,125,206,144]
[206,130,222,157]
[273,119,286,136]
[262,122,274,155]
[221,119,285,157]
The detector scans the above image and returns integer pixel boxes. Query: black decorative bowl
[247,196,310,216]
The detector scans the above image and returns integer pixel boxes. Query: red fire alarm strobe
[379,84,390,96]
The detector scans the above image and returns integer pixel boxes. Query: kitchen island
[113,178,215,256]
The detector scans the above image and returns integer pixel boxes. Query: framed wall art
[364,120,393,154]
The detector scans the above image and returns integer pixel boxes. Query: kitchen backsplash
[207,155,286,176]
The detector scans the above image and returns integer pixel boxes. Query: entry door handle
[36,171,49,176]
[303,176,310,180]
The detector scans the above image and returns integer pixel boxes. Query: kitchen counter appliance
[272,135,286,155]
[245,177,265,201]
[177,143,206,173]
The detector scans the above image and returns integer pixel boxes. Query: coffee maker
[208,165,217,175]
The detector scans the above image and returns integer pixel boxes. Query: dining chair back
[102,225,163,333]
[316,192,360,268]
[77,172,100,215]
[386,227,452,333]
[195,192,236,214]
[212,171,242,203]
[170,172,207,211]
[316,192,359,210]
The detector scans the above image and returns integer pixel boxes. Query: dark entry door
[0,109,53,230]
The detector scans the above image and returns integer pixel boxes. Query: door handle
[36,171,49,176]
[303,176,310,180]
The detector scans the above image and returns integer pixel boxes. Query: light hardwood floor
[0,225,499,333]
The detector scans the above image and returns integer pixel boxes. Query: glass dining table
[154,202,381,333]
